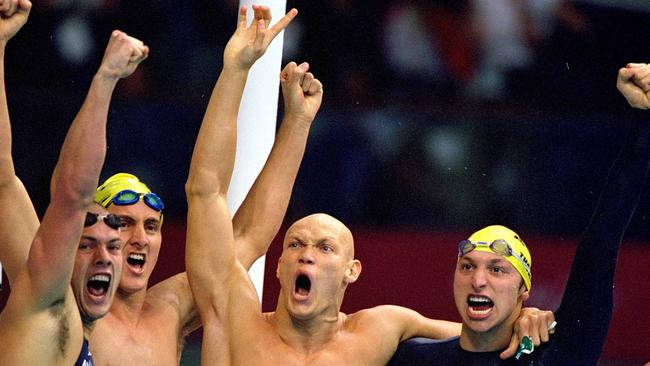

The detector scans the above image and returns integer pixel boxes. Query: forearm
[0,44,15,184]
[406,318,462,341]
[233,116,312,268]
[51,73,117,203]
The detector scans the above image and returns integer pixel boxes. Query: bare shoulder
[345,305,411,329]
[147,272,191,306]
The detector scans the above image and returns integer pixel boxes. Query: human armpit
[147,272,201,337]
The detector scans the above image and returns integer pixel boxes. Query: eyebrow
[460,257,509,266]
[80,236,98,243]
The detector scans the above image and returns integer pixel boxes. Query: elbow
[50,175,96,211]
[185,168,227,200]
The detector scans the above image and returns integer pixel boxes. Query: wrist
[91,71,120,91]
[282,114,314,130]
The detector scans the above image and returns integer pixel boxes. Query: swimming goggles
[111,189,165,212]
[458,239,531,277]
[84,212,122,230]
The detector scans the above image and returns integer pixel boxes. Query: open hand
[223,5,297,70]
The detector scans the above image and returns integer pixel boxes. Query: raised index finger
[268,8,298,38]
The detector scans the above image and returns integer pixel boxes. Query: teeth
[469,307,492,315]
[469,296,491,302]
[89,274,110,283]
[129,254,144,261]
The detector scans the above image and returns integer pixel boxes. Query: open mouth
[467,295,494,315]
[87,274,111,297]
[294,274,312,296]
[127,253,146,270]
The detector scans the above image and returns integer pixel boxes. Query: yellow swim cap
[95,173,164,224]
[464,225,532,291]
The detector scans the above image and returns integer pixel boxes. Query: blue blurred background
[4,0,650,364]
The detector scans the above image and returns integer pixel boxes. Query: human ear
[345,259,362,284]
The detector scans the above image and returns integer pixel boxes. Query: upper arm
[373,305,461,342]
[26,196,86,308]
[185,193,238,316]
[0,176,38,285]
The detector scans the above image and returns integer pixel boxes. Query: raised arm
[0,0,38,285]
[233,61,323,269]
[549,63,650,363]
[24,31,148,308]
[185,5,297,312]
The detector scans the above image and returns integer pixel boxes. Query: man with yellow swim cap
[389,63,650,365]
[86,6,315,366]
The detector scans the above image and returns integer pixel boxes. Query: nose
[298,246,315,265]
[129,223,149,248]
[471,268,487,290]
[93,245,112,267]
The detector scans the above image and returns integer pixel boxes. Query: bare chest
[234,332,396,366]
[91,313,182,366]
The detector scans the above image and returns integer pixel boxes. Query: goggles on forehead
[111,189,165,212]
[84,212,121,230]
[458,239,531,278]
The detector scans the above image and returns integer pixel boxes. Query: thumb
[499,335,519,360]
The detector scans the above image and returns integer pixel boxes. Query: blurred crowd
[7,0,650,236]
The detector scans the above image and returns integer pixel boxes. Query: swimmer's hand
[280,61,323,126]
[500,307,556,359]
[0,0,30,44]
[97,30,149,80]
[223,5,297,71]
[618,63,650,110]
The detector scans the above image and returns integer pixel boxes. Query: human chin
[80,271,115,321]
[118,267,149,293]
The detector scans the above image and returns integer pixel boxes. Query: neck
[82,318,96,339]
[111,287,148,321]
[459,310,521,352]
[271,297,344,353]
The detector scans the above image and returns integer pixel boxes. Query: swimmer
[88,5,310,365]
[184,7,555,365]
[0,2,147,363]
[388,63,650,364]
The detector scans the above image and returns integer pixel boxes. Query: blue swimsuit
[75,338,94,366]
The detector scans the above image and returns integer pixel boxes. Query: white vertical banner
[228,0,287,302]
